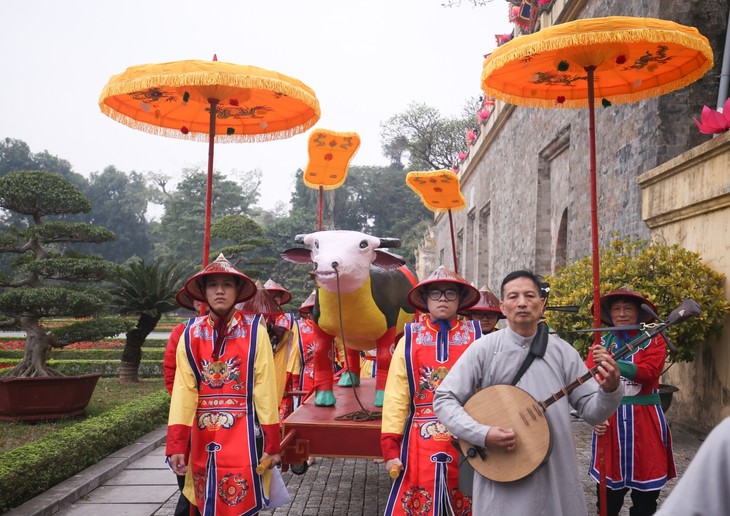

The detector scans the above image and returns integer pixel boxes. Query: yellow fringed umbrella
[99,56,320,267]
[406,169,466,273]
[482,17,712,516]
[482,16,712,335]
[303,129,360,230]
[482,16,713,107]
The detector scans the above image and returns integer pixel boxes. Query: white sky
[0,0,512,213]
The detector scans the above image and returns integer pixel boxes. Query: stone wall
[638,132,730,433]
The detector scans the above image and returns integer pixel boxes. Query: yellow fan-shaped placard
[304,129,361,190]
[406,169,466,212]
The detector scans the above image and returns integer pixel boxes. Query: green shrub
[0,359,163,377]
[143,339,169,348]
[545,238,730,362]
[0,390,170,513]
[0,348,165,361]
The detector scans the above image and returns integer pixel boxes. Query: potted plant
[544,237,730,410]
[0,171,132,420]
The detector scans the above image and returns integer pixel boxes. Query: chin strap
[210,309,233,360]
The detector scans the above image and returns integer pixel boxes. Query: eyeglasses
[427,288,459,301]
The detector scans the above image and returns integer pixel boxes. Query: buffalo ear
[281,248,313,264]
[373,249,406,269]
[378,237,401,249]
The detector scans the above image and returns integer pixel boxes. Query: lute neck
[539,326,659,411]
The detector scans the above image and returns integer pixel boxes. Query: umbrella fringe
[98,107,318,143]
[483,74,708,109]
[99,70,320,114]
[482,18,714,107]
[484,17,712,78]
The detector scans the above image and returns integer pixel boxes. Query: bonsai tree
[109,258,188,383]
[545,237,730,363]
[210,214,275,278]
[0,171,132,377]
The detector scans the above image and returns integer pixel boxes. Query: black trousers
[174,474,191,516]
[596,485,661,516]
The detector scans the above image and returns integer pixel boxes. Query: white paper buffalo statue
[282,230,418,406]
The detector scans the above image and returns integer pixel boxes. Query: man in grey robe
[654,416,730,515]
[434,270,624,515]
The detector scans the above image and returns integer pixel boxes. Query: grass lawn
[0,377,166,453]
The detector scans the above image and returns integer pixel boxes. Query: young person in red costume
[166,254,282,515]
[587,286,676,516]
[381,265,481,515]
[460,287,504,335]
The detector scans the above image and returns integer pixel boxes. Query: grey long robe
[655,417,730,516]
[433,325,624,516]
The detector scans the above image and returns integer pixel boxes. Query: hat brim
[458,307,505,319]
[237,288,285,316]
[175,288,197,311]
[407,279,480,313]
[596,291,657,325]
[184,270,257,306]
[266,288,292,305]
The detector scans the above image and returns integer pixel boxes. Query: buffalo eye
[359,240,368,249]
[314,240,319,249]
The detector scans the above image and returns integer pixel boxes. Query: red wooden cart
[280,378,382,472]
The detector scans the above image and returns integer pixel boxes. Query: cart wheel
[290,461,309,475]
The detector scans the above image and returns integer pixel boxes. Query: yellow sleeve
[169,332,198,427]
[285,320,302,374]
[381,335,411,435]
[253,319,281,426]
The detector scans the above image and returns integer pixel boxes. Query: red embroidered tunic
[381,318,481,515]
[295,317,316,395]
[274,312,301,419]
[586,331,676,491]
[167,313,280,515]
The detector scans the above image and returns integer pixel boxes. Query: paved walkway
[7,417,704,516]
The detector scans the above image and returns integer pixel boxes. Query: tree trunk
[10,316,56,377]
[119,360,139,383]
[119,313,161,383]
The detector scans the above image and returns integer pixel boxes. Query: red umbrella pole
[318,186,323,231]
[447,209,458,274]
[203,98,219,268]
[587,65,607,516]
[586,67,601,343]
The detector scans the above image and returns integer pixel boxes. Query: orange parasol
[303,129,360,230]
[406,169,466,273]
[481,16,712,515]
[99,57,320,267]
[482,16,712,336]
